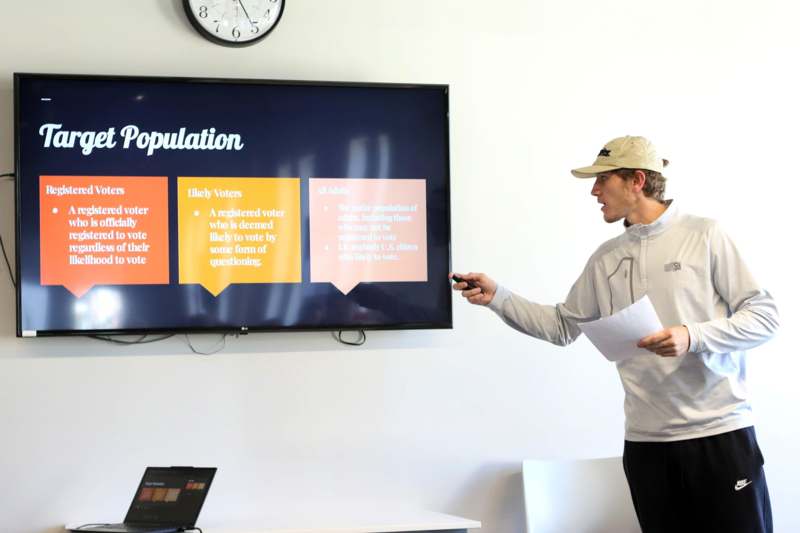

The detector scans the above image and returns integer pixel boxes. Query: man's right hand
[450,272,497,306]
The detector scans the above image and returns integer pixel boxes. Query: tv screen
[14,73,452,336]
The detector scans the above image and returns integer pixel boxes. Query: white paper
[577,295,664,361]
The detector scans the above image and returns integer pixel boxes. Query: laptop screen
[124,467,216,526]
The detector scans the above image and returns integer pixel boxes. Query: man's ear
[631,169,647,192]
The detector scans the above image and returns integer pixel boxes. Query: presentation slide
[15,75,452,334]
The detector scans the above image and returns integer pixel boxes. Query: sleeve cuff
[487,284,511,313]
[686,323,703,353]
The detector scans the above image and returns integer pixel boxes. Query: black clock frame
[183,0,285,47]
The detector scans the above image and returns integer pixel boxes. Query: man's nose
[591,179,601,196]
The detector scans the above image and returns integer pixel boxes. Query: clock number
[198,5,208,18]
[251,23,260,34]
[232,26,241,39]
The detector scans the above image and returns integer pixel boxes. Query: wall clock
[183,0,285,47]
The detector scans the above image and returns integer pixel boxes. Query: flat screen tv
[14,73,452,337]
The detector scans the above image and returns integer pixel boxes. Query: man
[452,136,779,533]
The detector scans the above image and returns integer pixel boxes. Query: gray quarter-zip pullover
[488,201,779,441]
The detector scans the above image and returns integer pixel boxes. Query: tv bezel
[14,72,453,337]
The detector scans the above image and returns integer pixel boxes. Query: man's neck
[626,198,668,226]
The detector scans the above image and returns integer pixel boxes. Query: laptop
[69,466,216,533]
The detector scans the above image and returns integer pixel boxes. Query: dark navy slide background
[15,74,451,334]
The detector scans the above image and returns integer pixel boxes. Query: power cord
[185,332,228,355]
[332,329,366,346]
[0,230,14,289]
[0,172,16,288]
[90,332,228,356]
[89,333,175,345]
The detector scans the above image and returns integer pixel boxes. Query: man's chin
[603,212,623,223]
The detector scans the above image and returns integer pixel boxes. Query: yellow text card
[178,177,301,296]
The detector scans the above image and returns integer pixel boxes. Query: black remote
[451,275,479,290]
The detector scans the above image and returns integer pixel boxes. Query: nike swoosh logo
[735,480,753,491]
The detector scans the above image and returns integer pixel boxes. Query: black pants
[623,426,772,533]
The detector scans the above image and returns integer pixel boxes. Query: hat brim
[571,165,622,179]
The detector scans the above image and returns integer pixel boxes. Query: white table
[201,509,481,533]
[67,509,481,533]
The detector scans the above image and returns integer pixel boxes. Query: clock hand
[236,0,256,25]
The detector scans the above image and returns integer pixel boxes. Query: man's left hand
[638,326,691,357]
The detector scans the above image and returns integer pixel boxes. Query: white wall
[1,1,798,532]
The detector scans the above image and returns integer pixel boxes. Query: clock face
[184,0,285,46]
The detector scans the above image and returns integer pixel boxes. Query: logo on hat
[598,148,611,157]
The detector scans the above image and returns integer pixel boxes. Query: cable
[185,333,228,355]
[0,232,15,288]
[332,329,366,346]
[89,333,175,345]
[73,524,112,531]
[1,172,16,288]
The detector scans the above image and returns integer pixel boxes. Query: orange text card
[39,176,169,298]
[178,177,301,296]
